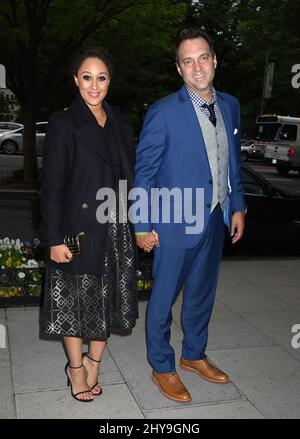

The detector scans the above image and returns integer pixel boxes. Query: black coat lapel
[104,101,135,188]
[70,94,114,170]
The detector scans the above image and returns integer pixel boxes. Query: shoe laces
[168,373,180,384]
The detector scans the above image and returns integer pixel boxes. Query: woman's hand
[136,231,160,253]
[50,244,73,263]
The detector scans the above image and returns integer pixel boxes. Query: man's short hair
[175,28,215,63]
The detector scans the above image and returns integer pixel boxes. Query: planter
[0,264,153,307]
[0,267,44,307]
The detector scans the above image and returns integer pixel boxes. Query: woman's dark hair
[175,28,215,63]
[70,47,114,78]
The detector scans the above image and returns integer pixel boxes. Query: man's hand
[231,211,245,244]
[136,231,160,253]
[50,244,73,263]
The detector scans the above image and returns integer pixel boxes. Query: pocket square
[234,128,238,135]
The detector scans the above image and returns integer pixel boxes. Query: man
[134,28,246,402]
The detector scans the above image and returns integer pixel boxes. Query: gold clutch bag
[64,232,85,255]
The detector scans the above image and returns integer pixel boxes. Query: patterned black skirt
[41,216,138,341]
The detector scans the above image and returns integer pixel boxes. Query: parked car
[240,140,256,162]
[0,122,47,154]
[224,165,300,254]
[264,142,300,176]
[137,164,300,274]
[0,121,23,133]
[241,138,268,161]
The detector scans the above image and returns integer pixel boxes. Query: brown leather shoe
[179,357,230,383]
[152,371,192,402]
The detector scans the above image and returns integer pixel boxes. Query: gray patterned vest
[193,103,229,212]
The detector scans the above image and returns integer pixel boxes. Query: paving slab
[0,308,6,323]
[267,284,300,311]
[145,400,265,419]
[0,366,16,418]
[3,258,300,419]
[217,278,286,313]
[108,301,183,412]
[170,284,274,351]
[0,392,15,419]
[108,303,243,412]
[7,308,124,394]
[0,309,9,364]
[222,259,300,290]
[15,383,144,419]
[207,300,275,350]
[240,310,300,362]
[208,346,300,419]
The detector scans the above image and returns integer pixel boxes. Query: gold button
[81,203,88,209]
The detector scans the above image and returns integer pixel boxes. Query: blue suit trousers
[146,205,225,373]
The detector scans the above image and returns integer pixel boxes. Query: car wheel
[2,140,18,154]
[240,151,249,162]
[276,164,290,175]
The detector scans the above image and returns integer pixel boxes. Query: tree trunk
[22,102,38,188]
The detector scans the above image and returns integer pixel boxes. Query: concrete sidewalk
[1,257,300,419]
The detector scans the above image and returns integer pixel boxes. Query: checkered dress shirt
[186,87,217,121]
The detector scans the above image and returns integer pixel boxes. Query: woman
[39,47,138,402]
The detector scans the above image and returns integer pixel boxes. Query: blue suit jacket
[133,86,246,248]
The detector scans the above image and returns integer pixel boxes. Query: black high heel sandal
[82,353,103,396]
[65,363,94,402]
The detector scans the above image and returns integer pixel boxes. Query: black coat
[39,94,135,275]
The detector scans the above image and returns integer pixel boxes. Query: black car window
[279,124,297,141]
[36,124,47,134]
[243,169,265,195]
[255,123,281,141]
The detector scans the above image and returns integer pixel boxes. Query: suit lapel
[216,92,235,165]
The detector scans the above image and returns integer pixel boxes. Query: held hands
[136,231,160,253]
[50,244,73,263]
[231,211,245,244]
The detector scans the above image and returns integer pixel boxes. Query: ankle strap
[83,352,101,363]
[68,363,83,369]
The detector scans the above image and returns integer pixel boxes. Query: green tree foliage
[184,0,300,135]
[0,0,299,180]
[0,0,140,185]
[236,0,300,133]
[89,0,188,132]
[0,92,11,120]
[37,0,188,133]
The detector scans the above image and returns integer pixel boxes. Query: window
[0,122,22,130]
[279,124,297,141]
[242,169,265,195]
[36,123,47,134]
[9,123,19,130]
[255,123,281,141]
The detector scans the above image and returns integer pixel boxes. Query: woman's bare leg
[64,336,94,401]
[83,340,106,395]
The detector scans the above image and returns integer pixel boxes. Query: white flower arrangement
[0,237,44,298]
[0,237,44,269]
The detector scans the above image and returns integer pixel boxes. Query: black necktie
[202,102,216,127]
